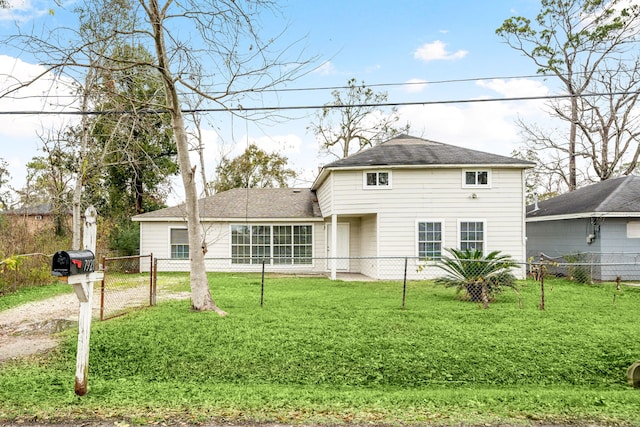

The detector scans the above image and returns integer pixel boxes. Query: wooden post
[71,206,103,396]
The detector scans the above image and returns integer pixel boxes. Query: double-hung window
[459,221,484,252]
[170,228,189,259]
[417,221,443,260]
[232,224,313,264]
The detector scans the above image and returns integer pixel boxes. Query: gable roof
[527,175,640,221]
[133,188,322,222]
[312,134,534,189]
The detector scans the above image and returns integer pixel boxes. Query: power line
[0,90,638,116]
[0,69,614,102]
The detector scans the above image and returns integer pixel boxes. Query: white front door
[326,223,350,271]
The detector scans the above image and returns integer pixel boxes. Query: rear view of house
[134,135,533,279]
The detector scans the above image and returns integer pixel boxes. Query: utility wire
[0,90,638,116]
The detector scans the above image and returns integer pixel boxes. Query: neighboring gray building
[526,176,640,280]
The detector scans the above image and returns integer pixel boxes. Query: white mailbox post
[51,206,103,396]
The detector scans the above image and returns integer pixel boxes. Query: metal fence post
[402,257,408,310]
[149,253,155,306]
[100,256,106,321]
[261,259,265,307]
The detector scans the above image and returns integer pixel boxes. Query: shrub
[434,248,518,308]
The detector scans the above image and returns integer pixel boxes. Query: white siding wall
[141,220,325,274]
[359,214,378,277]
[327,167,527,264]
[316,173,333,215]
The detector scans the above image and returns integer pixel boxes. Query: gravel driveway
[0,286,189,362]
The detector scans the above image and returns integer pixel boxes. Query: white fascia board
[134,216,323,223]
[526,212,640,222]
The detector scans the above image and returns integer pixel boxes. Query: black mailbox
[51,250,96,277]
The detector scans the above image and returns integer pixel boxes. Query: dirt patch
[0,288,190,362]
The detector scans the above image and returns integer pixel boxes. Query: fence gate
[100,254,154,320]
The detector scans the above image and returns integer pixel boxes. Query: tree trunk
[147,0,225,315]
[568,94,578,191]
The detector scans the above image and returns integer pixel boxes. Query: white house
[133,135,534,279]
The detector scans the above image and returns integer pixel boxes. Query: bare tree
[2,0,310,313]
[309,78,410,159]
[497,0,640,191]
[574,61,640,180]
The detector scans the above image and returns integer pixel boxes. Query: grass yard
[1,273,640,426]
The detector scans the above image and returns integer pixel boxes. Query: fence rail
[153,253,640,284]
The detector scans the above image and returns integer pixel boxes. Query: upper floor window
[364,171,391,189]
[170,228,189,259]
[463,170,490,187]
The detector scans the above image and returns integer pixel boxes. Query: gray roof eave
[526,211,640,222]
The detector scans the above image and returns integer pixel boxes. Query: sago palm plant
[435,248,518,308]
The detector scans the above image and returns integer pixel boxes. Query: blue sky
[0,0,554,205]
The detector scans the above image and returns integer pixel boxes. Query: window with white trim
[459,221,484,252]
[232,224,313,264]
[627,221,640,238]
[463,170,490,187]
[364,171,391,188]
[417,221,443,260]
[170,228,189,259]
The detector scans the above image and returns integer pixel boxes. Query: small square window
[463,170,490,187]
[364,171,391,188]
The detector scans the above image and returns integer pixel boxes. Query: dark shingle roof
[322,134,534,168]
[1,203,60,216]
[527,176,640,219]
[133,188,322,221]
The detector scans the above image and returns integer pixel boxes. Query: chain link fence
[153,253,640,284]
[146,253,640,311]
[100,254,154,320]
[531,252,640,283]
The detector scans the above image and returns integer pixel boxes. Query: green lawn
[1,273,640,426]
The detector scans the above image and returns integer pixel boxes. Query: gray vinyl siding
[527,217,640,280]
[526,219,599,260]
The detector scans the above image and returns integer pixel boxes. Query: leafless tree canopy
[498,0,640,193]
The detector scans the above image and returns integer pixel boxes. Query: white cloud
[0,0,53,23]
[397,96,548,156]
[477,78,549,98]
[0,55,78,137]
[0,55,80,192]
[312,61,336,76]
[413,40,468,62]
[404,78,429,93]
